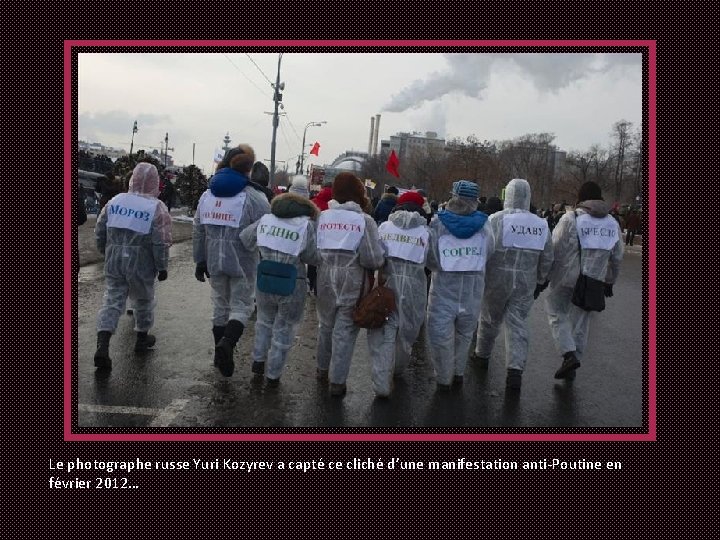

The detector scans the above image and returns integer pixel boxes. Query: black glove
[534,281,549,300]
[604,283,614,297]
[157,270,168,281]
[195,262,210,282]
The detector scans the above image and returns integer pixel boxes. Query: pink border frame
[65,40,656,441]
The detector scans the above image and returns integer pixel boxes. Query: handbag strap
[574,211,583,271]
[356,268,386,307]
[355,269,368,308]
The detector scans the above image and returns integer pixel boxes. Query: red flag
[310,142,320,156]
[386,149,400,178]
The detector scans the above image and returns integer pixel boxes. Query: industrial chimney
[373,113,381,156]
[368,117,375,155]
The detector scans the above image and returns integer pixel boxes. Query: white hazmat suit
[193,174,271,328]
[426,196,495,387]
[315,200,385,391]
[240,193,321,383]
[94,163,171,370]
[367,209,432,397]
[474,179,554,380]
[545,200,623,369]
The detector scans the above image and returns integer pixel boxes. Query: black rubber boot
[506,368,523,390]
[470,352,489,369]
[554,351,581,379]
[134,332,156,353]
[212,326,226,346]
[252,361,265,375]
[94,331,112,370]
[214,320,244,377]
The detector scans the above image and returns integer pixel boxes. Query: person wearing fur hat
[426,180,495,391]
[93,162,172,371]
[544,181,623,380]
[315,172,385,397]
[471,179,554,391]
[372,185,399,224]
[367,190,433,397]
[240,187,321,385]
[193,144,271,377]
[312,177,333,212]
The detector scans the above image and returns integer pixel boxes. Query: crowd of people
[87,144,627,399]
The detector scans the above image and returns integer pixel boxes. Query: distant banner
[213,148,225,163]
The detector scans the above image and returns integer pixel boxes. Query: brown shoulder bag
[352,269,396,329]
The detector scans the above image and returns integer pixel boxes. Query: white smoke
[413,101,447,139]
[383,53,641,113]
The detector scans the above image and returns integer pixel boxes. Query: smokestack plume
[373,113,381,156]
[368,117,375,155]
[382,53,641,113]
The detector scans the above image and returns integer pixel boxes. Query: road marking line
[149,399,189,427]
[79,399,189,428]
[79,404,159,416]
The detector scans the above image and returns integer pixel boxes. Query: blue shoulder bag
[257,259,298,296]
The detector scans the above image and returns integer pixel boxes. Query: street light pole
[269,53,284,188]
[130,121,138,157]
[299,121,327,174]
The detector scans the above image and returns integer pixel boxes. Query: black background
[4,6,717,539]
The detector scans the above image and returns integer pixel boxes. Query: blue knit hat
[452,180,479,199]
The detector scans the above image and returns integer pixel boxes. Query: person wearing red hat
[367,190,432,397]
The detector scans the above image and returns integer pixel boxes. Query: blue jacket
[437,209,488,239]
[373,194,397,224]
[209,168,249,197]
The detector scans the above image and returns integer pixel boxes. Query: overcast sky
[78,52,642,174]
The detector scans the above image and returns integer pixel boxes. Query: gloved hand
[157,270,168,281]
[604,283,614,297]
[195,262,210,282]
[534,280,549,300]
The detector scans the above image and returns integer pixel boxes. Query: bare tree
[611,120,633,200]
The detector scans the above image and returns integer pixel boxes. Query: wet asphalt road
[77,241,644,430]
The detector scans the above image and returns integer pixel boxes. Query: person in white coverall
[193,145,271,377]
[544,181,623,380]
[426,180,495,390]
[472,178,554,390]
[240,176,321,385]
[367,190,433,398]
[94,162,172,371]
[315,172,385,397]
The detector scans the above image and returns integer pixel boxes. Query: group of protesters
[90,144,624,398]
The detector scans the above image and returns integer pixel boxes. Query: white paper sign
[317,209,366,251]
[256,214,309,256]
[438,230,487,272]
[198,190,247,228]
[378,222,429,263]
[502,212,549,250]
[576,213,620,250]
[106,193,158,235]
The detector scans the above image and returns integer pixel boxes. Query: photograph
[72,45,649,434]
